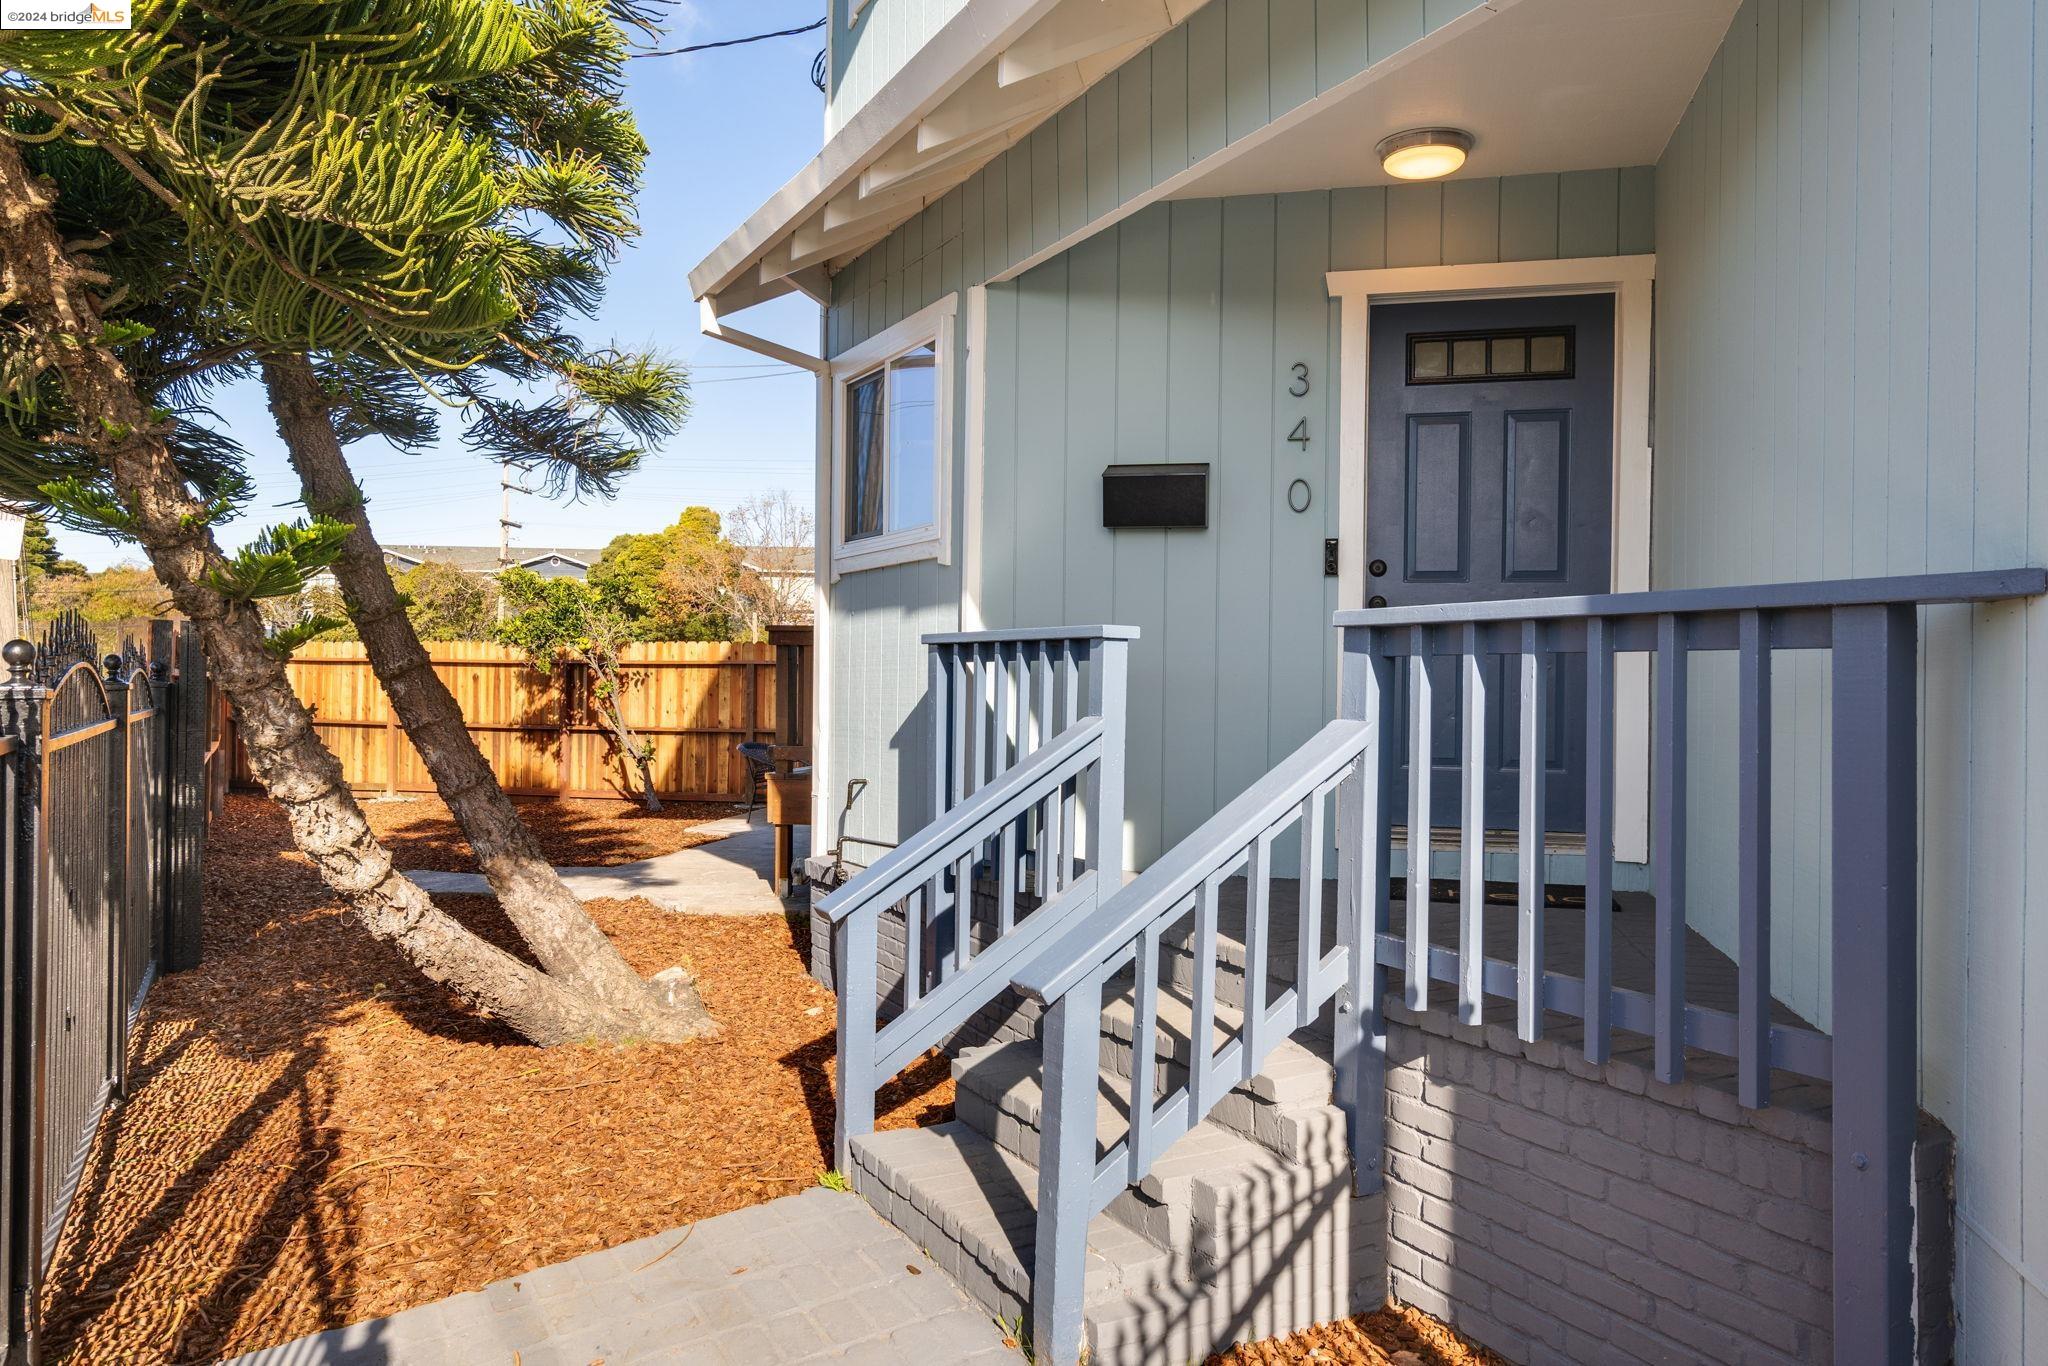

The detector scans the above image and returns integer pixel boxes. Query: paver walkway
[224,1188,1019,1366]
[406,816,810,917]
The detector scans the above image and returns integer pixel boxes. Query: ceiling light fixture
[1376,127,1473,181]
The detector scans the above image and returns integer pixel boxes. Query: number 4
[1287,418,1310,449]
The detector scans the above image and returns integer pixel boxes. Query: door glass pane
[1451,338,1487,376]
[1411,339,1448,380]
[1490,336,1527,374]
[887,343,938,531]
[844,369,886,541]
[1529,334,1568,373]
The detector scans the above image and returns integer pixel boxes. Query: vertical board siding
[827,0,973,138]
[1654,0,2045,1357]
[830,168,1652,868]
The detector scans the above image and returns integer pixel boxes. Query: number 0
[1287,418,1310,449]
[1289,362,1311,397]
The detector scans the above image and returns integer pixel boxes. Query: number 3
[1289,362,1310,398]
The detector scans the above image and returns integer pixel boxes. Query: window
[1407,327,1575,384]
[831,295,955,576]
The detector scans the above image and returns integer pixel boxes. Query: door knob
[1368,558,1388,578]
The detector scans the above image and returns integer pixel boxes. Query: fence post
[1,641,45,1362]
[1828,602,1918,1366]
[162,626,207,973]
[101,657,130,1100]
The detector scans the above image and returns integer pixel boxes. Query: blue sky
[57,2,829,570]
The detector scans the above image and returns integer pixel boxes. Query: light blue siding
[831,168,1654,869]
[1654,0,2048,1356]
[827,0,972,138]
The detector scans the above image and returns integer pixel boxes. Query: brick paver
[224,1188,1019,1365]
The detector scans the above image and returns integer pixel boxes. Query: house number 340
[1286,363,1311,448]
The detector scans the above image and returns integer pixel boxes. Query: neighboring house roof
[741,546,816,579]
[382,545,608,574]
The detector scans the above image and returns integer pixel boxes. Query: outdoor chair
[735,741,776,818]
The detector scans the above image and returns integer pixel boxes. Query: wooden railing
[1014,719,1374,1365]
[819,627,1132,1172]
[1335,568,2046,1366]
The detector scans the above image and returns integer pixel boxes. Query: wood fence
[235,641,777,802]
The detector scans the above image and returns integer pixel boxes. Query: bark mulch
[362,792,738,872]
[38,793,950,1366]
[1209,1303,1511,1365]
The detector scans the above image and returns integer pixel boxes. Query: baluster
[1405,629,1432,1011]
[1517,620,1548,1042]
[1187,878,1221,1116]
[1032,974,1102,1366]
[954,848,975,972]
[998,819,1018,935]
[1242,832,1273,1065]
[1128,922,1162,1176]
[949,646,969,808]
[1652,613,1688,1084]
[1062,639,1080,730]
[1032,640,1051,754]
[978,644,996,793]
[1736,610,1772,1108]
[832,911,880,1172]
[1044,782,1066,896]
[992,642,1011,778]
[905,882,926,1004]
[1584,617,1616,1064]
[1459,623,1487,1026]
[929,645,948,820]
[1296,790,1324,1030]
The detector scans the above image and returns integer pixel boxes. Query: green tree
[589,507,738,640]
[494,566,660,809]
[396,560,500,642]
[18,507,85,609]
[32,560,165,628]
[0,3,708,1045]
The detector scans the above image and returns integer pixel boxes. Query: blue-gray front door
[1366,293,1615,835]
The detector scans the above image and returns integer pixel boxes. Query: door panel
[1367,295,1615,835]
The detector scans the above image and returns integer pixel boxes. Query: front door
[1366,294,1615,834]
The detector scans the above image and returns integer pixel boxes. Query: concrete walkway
[406,816,810,917]
[224,1188,1019,1366]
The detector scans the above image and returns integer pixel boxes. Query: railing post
[1084,635,1128,880]
[1828,602,1918,1366]
[831,911,879,1174]
[927,644,948,822]
[162,626,207,973]
[1031,978,1098,1366]
[1335,625,1391,1197]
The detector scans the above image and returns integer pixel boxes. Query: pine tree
[0,2,712,1045]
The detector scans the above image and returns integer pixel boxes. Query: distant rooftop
[382,545,607,574]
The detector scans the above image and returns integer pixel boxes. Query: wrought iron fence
[0,612,212,1365]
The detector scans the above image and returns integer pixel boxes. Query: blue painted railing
[997,569,2043,1366]
[819,627,1132,1171]
[1333,568,2046,1366]
[1014,718,1376,1366]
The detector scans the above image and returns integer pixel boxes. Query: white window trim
[830,293,957,580]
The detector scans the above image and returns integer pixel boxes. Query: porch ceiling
[1167,0,1737,201]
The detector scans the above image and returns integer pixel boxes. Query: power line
[634,16,826,58]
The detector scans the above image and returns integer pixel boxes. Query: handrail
[817,716,1104,923]
[1332,566,2046,628]
[1017,719,1372,1004]
[922,624,1142,645]
[1024,719,1377,1366]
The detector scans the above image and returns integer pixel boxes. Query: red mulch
[361,792,738,872]
[1208,1303,1511,1364]
[37,793,950,1365]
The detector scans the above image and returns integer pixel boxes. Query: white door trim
[1326,253,1656,864]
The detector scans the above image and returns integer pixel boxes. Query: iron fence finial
[2,639,33,682]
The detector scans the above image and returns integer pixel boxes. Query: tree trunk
[0,138,700,1047]
[260,353,708,1031]
[592,678,661,812]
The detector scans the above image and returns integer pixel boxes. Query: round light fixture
[1376,127,1473,181]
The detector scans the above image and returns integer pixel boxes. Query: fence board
[237,641,778,802]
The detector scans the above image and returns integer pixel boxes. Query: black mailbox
[1101,463,1208,530]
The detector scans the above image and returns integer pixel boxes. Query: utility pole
[497,466,523,622]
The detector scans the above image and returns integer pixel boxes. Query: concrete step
[850,1123,1382,1366]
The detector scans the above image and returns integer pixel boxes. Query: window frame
[829,293,957,579]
